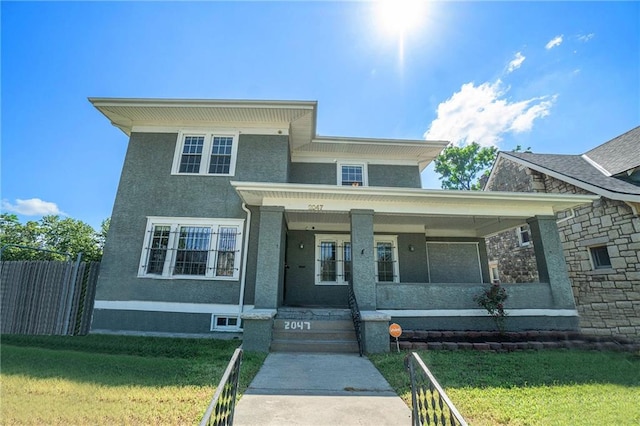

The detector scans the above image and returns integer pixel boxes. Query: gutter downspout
[238,203,252,324]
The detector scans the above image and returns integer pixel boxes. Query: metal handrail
[405,352,468,426]
[347,282,364,357]
[200,347,243,426]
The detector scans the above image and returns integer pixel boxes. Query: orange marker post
[389,323,402,352]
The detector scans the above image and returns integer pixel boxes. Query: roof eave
[497,152,640,203]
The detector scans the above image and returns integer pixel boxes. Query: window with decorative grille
[139,217,243,280]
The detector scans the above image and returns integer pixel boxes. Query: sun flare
[376,0,428,35]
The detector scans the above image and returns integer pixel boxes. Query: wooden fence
[1,261,100,335]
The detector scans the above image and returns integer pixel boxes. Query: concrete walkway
[233,353,411,425]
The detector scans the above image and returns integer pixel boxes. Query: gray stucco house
[485,126,640,341]
[89,98,595,352]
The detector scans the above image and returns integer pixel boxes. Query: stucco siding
[95,132,292,322]
[369,165,422,188]
[289,163,336,185]
[289,163,421,187]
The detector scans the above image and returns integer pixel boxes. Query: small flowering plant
[474,282,508,333]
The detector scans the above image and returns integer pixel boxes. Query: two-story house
[90,98,596,353]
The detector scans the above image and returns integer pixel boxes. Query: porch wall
[377,282,554,310]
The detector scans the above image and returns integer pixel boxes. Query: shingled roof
[503,152,640,198]
[489,126,640,203]
[583,126,640,176]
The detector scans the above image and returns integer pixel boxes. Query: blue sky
[2,1,639,229]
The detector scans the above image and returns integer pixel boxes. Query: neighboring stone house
[89,97,595,352]
[485,126,640,341]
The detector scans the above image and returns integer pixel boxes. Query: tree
[0,214,45,260]
[433,142,498,190]
[0,214,109,262]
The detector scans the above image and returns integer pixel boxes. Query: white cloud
[424,80,556,146]
[1,198,66,216]
[507,52,526,73]
[545,35,563,49]
[577,33,594,42]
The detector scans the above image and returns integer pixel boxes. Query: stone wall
[551,181,640,340]
[486,228,539,283]
[485,158,540,283]
[487,157,640,341]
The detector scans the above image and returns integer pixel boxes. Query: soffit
[232,181,598,236]
[89,97,317,148]
[292,138,448,171]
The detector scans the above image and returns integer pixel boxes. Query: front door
[283,231,348,307]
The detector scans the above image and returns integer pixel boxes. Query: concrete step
[272,329,356,341]
[271,339,360,353]
[273,319,355,331]
[271,315,359,353]
[276,308,352,321]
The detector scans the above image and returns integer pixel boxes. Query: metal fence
[0,260,100,335]
[347,282,364,356]
[405,352,468,426]
[200,347,243,426]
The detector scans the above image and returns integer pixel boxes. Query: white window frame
[314,234,399,285]
[210,315,241,331]
[517,225,531,247]
[315,235,351,286]
[374,236,399,283]
[337,162,368,187]
[489,260,500,283]
[138,216,244,280]
[589,245,612,270]
[171,130,240,176]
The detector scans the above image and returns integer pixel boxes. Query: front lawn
[370,349,640,425]
[1,334,266,425]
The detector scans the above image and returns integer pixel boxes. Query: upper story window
[338,162,368,186]
[139,217,244,280]
[172,131,239,176]
[517,225,531,247]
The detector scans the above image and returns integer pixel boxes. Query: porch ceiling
[232,182,598,237]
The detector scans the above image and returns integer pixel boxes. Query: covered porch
[233,182,597,353]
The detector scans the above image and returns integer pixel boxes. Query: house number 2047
[284,321,311,330]
[308,204,323,211]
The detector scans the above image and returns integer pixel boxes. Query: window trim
[138,216,244,280]
[171,130,239,176]
[517,225,531,247]
[337,162,368,187]
[211,315,241,331]
[374,236,400,283]
[589,245,612,270]
[314,234,399,285]
[315,235,351,286]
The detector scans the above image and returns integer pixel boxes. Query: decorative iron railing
[199,348,243,426]
[347,282,364,357]
[405,352,468,426]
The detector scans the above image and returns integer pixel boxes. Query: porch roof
[231,182,597,237]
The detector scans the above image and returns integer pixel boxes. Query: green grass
[370,349,640,426]
[1,334,267,425]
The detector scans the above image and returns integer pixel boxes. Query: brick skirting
[392,330,640,352]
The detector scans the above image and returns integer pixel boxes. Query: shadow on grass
[1,334,266,390]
